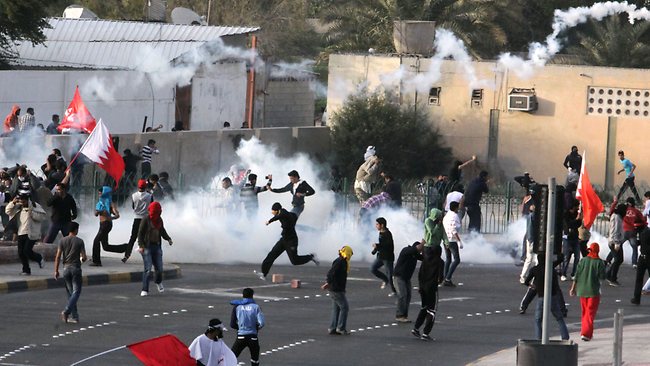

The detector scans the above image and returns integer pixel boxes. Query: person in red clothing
[569,243,606,341]
[607,197,647,269]
[3,105,20,134]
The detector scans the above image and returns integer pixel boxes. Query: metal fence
[72,175,616,237]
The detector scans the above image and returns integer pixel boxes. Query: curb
[0,264,182,294]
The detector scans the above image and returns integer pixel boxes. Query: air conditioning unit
[508,88,538,112]
[428,96,439,105]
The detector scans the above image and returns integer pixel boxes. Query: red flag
[78,119,124,186]
[59,86,97,133]
[576,151,604,229]
[127,335,195,366]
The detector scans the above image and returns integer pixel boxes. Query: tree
[566,15,650,68]
[321,0,524,59]
[0,0,50,67]
[330,89,451,180]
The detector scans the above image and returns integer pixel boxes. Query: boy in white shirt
[442,201,463,286]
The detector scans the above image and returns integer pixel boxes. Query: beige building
[327,54,650,188]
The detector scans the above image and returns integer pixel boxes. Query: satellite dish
[147,0,167,22]
[62,4,99,19]
[171,7,205,25]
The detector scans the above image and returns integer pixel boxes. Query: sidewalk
[470,323,650,366]
[0,255,181,294]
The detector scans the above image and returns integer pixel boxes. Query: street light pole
[541,177,556,344]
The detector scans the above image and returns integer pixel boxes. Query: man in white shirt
[444,184,464,217]
[188,319,237,366]
[442,201,463,287]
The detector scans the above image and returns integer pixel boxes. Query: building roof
[11,18,259,69]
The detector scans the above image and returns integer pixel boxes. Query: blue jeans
[329,291,349,332]
[394,276,411,318]
[370,257,395,292]
[141,243,163,292]
[561,238,580,277]
[63,266,82,319]
[534,295,569,340]
[291,204,304,218]
[444,242,461,281]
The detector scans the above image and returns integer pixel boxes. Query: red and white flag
[78,119,124,186]
[127,335,195,366]
[58,86,97,133]
[576,151,604,229]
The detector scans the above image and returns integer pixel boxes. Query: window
[428,87,441,106]
[471,89,483,108]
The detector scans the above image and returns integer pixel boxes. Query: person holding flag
[575,151,604,232]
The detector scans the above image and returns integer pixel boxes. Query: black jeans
[141,162,151,180]
[92,221,127,264]
[44,221,70,243]
[17,234,42,274]
[466,205,481,232]
[617,176,642,203]
[606,242,624,282]
[633,255,650,302]
[125,218,142,257]
[414,288,438,335]
[261,236,312,277]
[232,334,260,366]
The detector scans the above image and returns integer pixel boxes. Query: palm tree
[567,15,650,68]
[321,0,524,59]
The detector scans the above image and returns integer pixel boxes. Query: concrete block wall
[263,80,315,127]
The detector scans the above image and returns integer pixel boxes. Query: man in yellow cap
[322,245,354,335]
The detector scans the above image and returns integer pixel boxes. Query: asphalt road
[1,262,647,366]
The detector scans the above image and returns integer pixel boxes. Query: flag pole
[69,345,126,365]
[65,119,102,173]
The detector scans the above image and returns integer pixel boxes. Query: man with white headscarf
[188,318,237,366]
[354,146,381,204]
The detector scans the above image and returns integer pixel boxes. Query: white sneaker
[253,270,266,281]
[560,276,567,282]
[157,283,164,293]
[140,291,148,297]
[380,282,387,289]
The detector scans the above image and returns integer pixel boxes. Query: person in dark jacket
[44,183,77,243]
[257,202,317,280]
[394,241,423,322]
[411,244,444,341]
[230,288,265,366]
[561,201,581,281]
[137,201,173,297]
[267,170,315,218]
[370,217,396,295]
[322,245,354,335]
[464,171,489,232]
[381,172,402,208]
[632,227,650,305]
[527,255,570,340]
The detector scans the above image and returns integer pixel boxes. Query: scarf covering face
[339,245,354,273]
[149,201,163,229]
[96,186,112,213]
[587,242,600,259]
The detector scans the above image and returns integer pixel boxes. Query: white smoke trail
[499,1,649,78]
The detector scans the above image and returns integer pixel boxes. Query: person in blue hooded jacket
[90,186,128,266]
[230,288,265,366]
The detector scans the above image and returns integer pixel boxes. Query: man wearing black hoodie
[44,183,77,243]
[411,244,444,341]
[256,202,317,280]
[394,242,423,322]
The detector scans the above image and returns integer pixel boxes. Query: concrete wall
[191,62,248,130]
[327,54,650,187]
[0,70,175,134]
[0,127,331,188]
[263,79,315,127]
